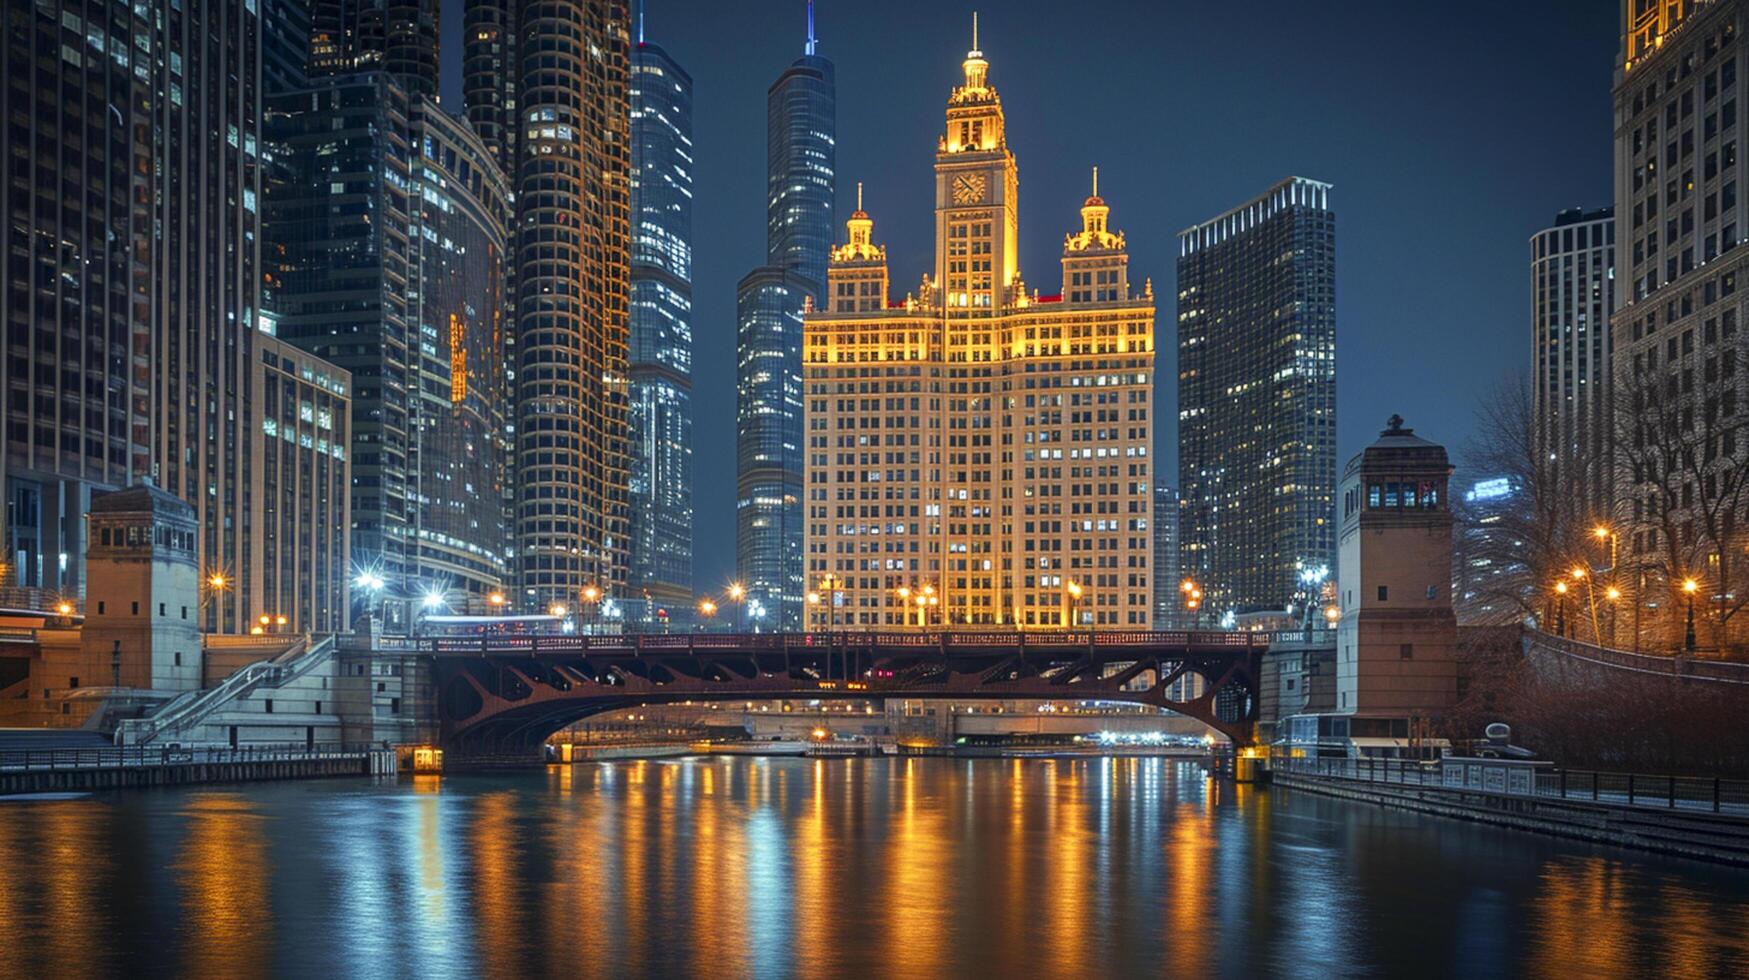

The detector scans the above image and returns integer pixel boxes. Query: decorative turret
[1061,166,1129,302]
[1064,166,1125,252]
[825,182,889,312]
[832,182,885,263]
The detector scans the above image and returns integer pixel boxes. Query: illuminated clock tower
[935,15,1019,312]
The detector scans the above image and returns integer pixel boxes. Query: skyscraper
[737,4,835,629]
[1177,177,1337,619]
[406,100,512,605]
[1611,0,1749,648]
[308,0,442,98]
[2,0,155,602]
[1153,481,1181,627]
[1532,207,1615,505]
[265,73,417,628]
[802,30,1157,629]
[465,0,632,614]
[626,31,695,626]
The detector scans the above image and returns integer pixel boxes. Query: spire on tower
[856,181,864,212]
[806,0,817,56]
[971,11,980,56]
[1092,166,1099,199]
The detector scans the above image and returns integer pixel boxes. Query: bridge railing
[396,628,1325,657]
[1276,755,1749,816]
[1528,630,1749,684]
[0,741,384,773]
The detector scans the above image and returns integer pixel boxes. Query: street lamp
[55,601,73,616]
[727,582,746,632]
[1605,586,1622,646]
[894,586,910,627]
[1180,578,1202,630]
[1553,580,1568,637]
[582,584,601,633]
[698,598,717,632]
[1683,578,1699,653]
[1065,581,1083,629]
[488,591,506,615]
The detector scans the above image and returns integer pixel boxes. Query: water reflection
[174,794,270,980]
[0,758,1746,977]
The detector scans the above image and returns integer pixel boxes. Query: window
[174,652,182,667]
[1377,586,1389,601]
[131,602,138,615]
[1399,644,1414,660]
[264,699,273,714]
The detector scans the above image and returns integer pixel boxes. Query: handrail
[1277,755,1749,815]
[393,628,1325,658]
[122,636,338,745]
[1528,630,1749,684]
[0,741,387,773]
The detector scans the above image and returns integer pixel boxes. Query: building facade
[407,100,511,604]
[1532,207,1615,506]
[627,37,695,625]
[1612,0,1749,649]
[1152,481,1181,627]
[802,37,1156,629]
[264,73,415,628]
[1177,177,1337,620]
[464,0,632,614]
[307,0,442,98]
[736,13,836,629]
[2,0,155,602]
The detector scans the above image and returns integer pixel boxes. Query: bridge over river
[358,630,1323,759]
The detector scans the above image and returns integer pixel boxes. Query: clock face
[952,173,987,204]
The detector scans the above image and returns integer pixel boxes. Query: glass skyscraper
[407,101,512,604]
[736,11,835,629]
[1177,177,1337,618]
[627,36,695,627]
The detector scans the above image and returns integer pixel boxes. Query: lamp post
[582,584,601,634]
[894,586,910,628]
[1593,525,1618,574]
[1573,565,1600,643]
[488,591,506,615]
[1065,581,1083,630]
[1180,578,1205,631]
[727,582,746,632]
[353,572,386,628]
[698,598,717,633]
[1554,580,1568,637]
[806,591,822,633]
[1605,586,1621,647]
[921,583,937,628]
[1683,577,1699,653]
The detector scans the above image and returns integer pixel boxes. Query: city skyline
[421,0,1618,591]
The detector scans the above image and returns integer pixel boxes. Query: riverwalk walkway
[0,740,395,794]
[1275,756,1749,865]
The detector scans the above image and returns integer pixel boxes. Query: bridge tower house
[1332,416,1458,738]
[79,482,202,692]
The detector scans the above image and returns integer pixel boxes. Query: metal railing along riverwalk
[0,742,382,773]
[1276,756,1749,816]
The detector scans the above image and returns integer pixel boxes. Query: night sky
[438,0,1619,595]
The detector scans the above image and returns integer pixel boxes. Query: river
[1,756,1746,978]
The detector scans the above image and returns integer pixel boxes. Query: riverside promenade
[1274,756,1749,866]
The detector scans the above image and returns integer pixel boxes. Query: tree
[1610,343,1749,652]
[1455,375,1608,631]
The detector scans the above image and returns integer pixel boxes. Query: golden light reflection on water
[469,790,522,980]
[174,794,270,980]
[2,759,1749,976]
